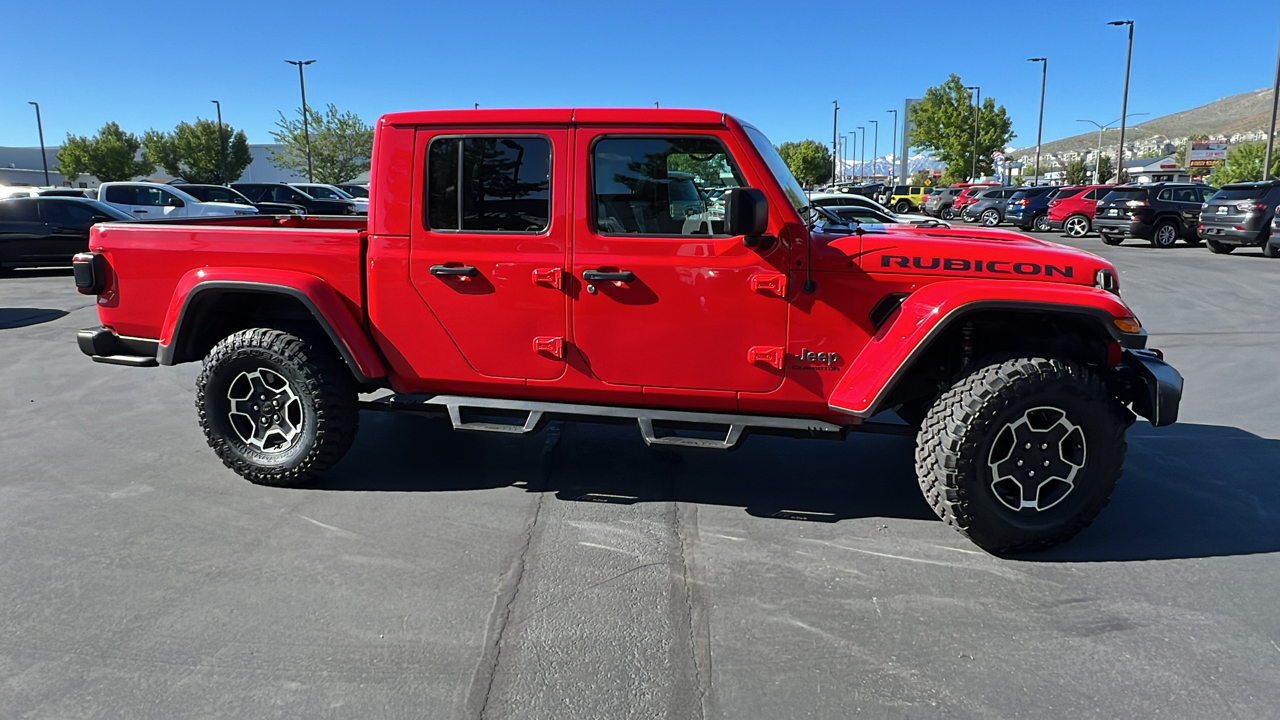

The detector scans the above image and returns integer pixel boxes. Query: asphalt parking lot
[2,234,1278,719]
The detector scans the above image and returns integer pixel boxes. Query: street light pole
[211,100,226,184]
[831,100,839,186]
[286,59,317,182]
[1077,113,1149,184]
[965,86,981,180]
[1264,32,1280,180]
[869,120,879,182]
[856,126,866,184]
[27,102,49,186]
[1028,58,1047,185]
[1109,20,1135,183]
[887,109,898,183]
[838,134,847,181]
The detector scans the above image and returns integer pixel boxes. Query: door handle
[132,209,147,213]
[430,264,479,277]
[582,269,635,283]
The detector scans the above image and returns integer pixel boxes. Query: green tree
[1064,157,1089,185]
[1096,155,1115,184]
[269,104,374,184]
[776,140,832,187]
[908,75,1015,182]
[55,122,154,183]
[1207,142,1280,186]
[143,119,252,184]
[908,169,934,186]
[668,153,731,186]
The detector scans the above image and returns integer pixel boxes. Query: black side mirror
[724,187,769,243]
[166,197,184,208]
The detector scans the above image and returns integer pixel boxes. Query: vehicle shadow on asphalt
[316,412,1280,562]
[0,308,69,329]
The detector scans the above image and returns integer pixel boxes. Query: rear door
[101,185,146,217]
[1169,187,1203,233]
[407,128,568,380]
[36,200,94,261]
[0,201,48,265]
[571,128,788,392]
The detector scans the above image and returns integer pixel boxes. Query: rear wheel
[1064,215,1091,238]
[895,200,911,214]
[1033,213,1052,233]
[980,209,1001,227]
[1100,233,1122,246]
[1151,221,1179,248]
[941,207,956,220]
[1265,240,1280,258]
[1206,238,1235,254]
[915,357,1131,554]
[196,328,359,487]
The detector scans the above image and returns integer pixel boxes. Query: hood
[193,201,259,215]
[813,224,1113,287]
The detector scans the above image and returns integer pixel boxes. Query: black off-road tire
[1206,238,1235,254]
[914,357,1131,554]
[196,328,358,487]
[895,200,912,214]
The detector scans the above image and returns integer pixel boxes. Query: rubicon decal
[880,255,1074,278]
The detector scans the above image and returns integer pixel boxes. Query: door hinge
[748,345,784,369]
[533,336,564,359]
[750,273,788,297]
[532,267,563,290]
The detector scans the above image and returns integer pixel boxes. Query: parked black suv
[230,183,356,215]
[1004,185,1058,232]
[1197,181,1280,257]
[1093,183,1213,247]
[178,185,306,216]
[962,187,1018,226]
[923,186,962,219]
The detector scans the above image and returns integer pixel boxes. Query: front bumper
[78,326,159,367]
[1116,349,1183,427]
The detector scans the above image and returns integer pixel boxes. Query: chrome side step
[361,394,846,450]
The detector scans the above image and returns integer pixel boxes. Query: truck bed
[91,216,368,342]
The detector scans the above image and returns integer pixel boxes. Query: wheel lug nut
[1040,442,1048,450]
[1043,459,1051,467]
[1016,459,1024,466]
[1028,470,1036,478]
[1024,442,1032,450]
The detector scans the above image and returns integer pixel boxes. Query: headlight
[1095,268,1120,295]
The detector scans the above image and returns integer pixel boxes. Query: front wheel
[196,328,359,487]
[915,357,1131,554]
[980,209,1001,226]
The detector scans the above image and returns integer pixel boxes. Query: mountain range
[1017,87,1278,157]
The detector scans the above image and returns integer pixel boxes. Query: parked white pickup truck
[98,182,258,219]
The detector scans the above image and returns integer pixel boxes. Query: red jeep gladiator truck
[72,108,1181,553]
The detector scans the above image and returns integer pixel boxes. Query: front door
[571,129,789,392]
[407,128,568,381]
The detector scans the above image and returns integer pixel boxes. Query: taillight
[1125,200,1148,207]
[1236,201,1267,212]
[1014,199,1029,206]
[72,252,107,295]
[1048,199,1061,207]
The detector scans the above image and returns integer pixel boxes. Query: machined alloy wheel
[1152,221,1179,248]
[980,209,1001,226]
[1064,215,1090,238]
[915,357,1131,553]
[197,328,358,486]
[1033,213,1052,233]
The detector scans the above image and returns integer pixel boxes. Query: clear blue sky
[3,0,1279,156]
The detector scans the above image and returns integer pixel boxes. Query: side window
[592,136,747,236]
[1157,189,1172,202]
[425,136,551,233]
[1199,187,1217,203]
[1173,188,1198,203]
[4,202,41,222]
[103,186,136,205]
[275,187,302,203]
[1084,188,1102,201]
[135,188,166,207]
[38,201,71,224]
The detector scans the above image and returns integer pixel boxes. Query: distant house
[1124,156,1190,184]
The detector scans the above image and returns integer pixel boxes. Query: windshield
[340,185,369,198]
[186,186,252,205]
[742,124,806,212]
[302,185,351,200]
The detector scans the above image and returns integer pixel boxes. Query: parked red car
[951,183,998,217]
[1047,185,1113,238]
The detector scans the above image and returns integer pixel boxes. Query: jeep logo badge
[797,348,840,365]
